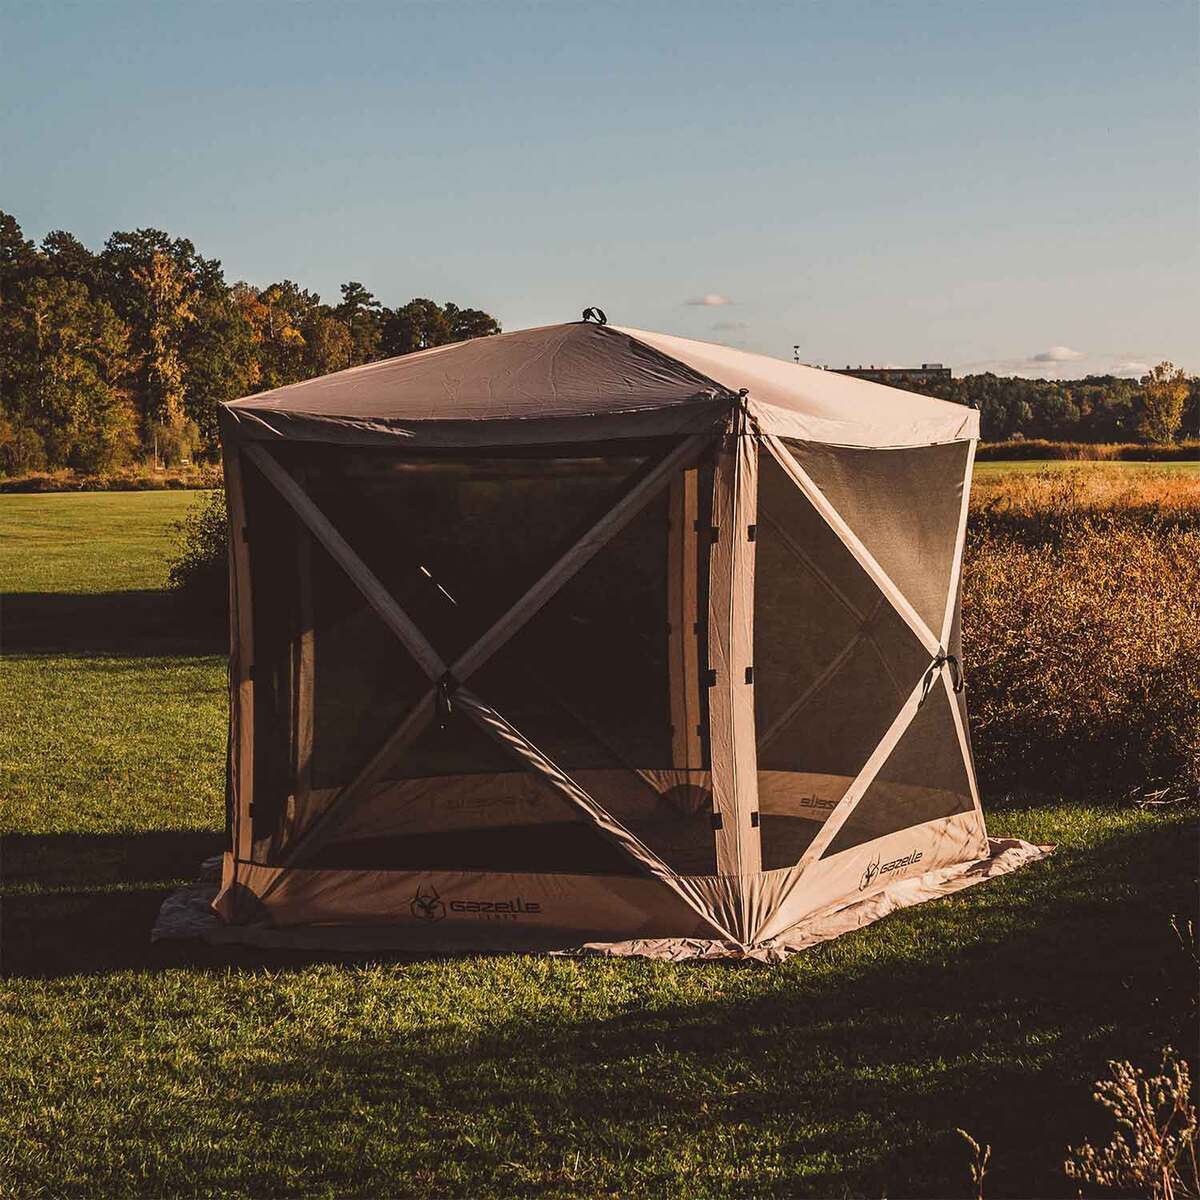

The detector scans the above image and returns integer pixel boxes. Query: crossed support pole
[222,396,984,948]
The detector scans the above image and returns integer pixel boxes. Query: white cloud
[685,293,733,307]
[1112,360,1149,379]
[1032,345,1084,363]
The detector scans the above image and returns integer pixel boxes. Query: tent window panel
[752,453,930,871]
[468,485,718,877]
[266,444,658,664]
[306,710,643,876]
[821,685,974,859]
[781,439,970,636]
[305,528,433,792]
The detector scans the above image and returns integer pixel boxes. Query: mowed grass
[1,487,1196,1199]
[974,457,1200,478]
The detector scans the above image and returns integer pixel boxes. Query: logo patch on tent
[859,848,924,891]
[448,897,542,920]
[411,885,446,922]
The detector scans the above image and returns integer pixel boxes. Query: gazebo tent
[210,316,1047,958]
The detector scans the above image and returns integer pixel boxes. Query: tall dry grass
[963,469,1200,799]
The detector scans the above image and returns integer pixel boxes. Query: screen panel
[821,682,974,858]
[753,452,930,871]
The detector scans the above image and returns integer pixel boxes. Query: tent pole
[940,438,988,849]
[288,480,315,849]
[224,445,256,867]
[706,401,762,899]
[667,467,703,774]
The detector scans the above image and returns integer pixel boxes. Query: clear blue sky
[2,0,1196,378]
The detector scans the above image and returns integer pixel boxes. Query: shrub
[1064,1050,1198,1199]
[962,470,1200,798]
[167,487,228,617]
[0,422,47,476]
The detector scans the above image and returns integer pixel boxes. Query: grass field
[973,457,1200,478]
[1,484,1196,1198]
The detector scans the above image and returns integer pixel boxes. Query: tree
[101,230,220,437]
[381,298,451,356]
[444,302,501,343]
[41,230,101,294]
[3,277,136,470]
[180,290,259,449]
[302,312,353,377]
[0,210,38,303]
[1137,362,1189,444]
[240,280,321,390]
[130,250,194,429]
[336,281,382,365]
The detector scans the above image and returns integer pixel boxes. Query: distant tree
[2,277,136,470]
[1136,362,1189,444]
[237,281,319,390]
[0,210,502,469]
[0,210,38,303]
[101,230,222,438]
[130,250,195,429]
[180,290,259,448]
[302,311,353,377]
[444,302,501,343]
[381,298,451,356]
[41,230,101,294]
[336,281,382,364]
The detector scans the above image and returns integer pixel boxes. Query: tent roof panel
[222,320,978,448]
[611,327,979,446]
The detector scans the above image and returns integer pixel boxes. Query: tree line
[900,366,1198,445]
[0,211,500,475]
[1,208,1194,476]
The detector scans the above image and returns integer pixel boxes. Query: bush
[167,487,228,618]
[0,422,48,476]
[1065,1050,1198,1199]
[963,470,1200,798]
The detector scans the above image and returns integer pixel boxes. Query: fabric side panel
[748,398,979,448]
[220,399,732,449]
[752,809,987,942]
[212,862,714,941]
[706,423,761,883]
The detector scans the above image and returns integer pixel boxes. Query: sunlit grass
[0,484,1195,1199]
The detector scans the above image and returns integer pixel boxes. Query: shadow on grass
[2,591,224,656]
[3,819,1195,1196]
[216,817,1192,1198]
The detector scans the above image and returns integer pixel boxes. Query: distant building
[833,363,952,385]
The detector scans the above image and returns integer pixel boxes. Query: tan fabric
[180,838,1050,957]
[221,322,978,450]
[574,838,1052,962]
[706,409,761,895]
[613,327,979,448]
[208,319,1009,959]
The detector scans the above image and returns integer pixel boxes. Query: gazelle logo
[859,856,881,891]
[859,848,924,891]
[410,885,446,922]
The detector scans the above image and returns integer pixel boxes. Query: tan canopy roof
[222,320,978,449]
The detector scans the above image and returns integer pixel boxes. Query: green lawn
[975,458,1200,477]
[1,491,1195,1198]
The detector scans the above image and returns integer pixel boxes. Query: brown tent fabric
[202,318,1047,959]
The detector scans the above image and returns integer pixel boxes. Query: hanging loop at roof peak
[581,307,608,325]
